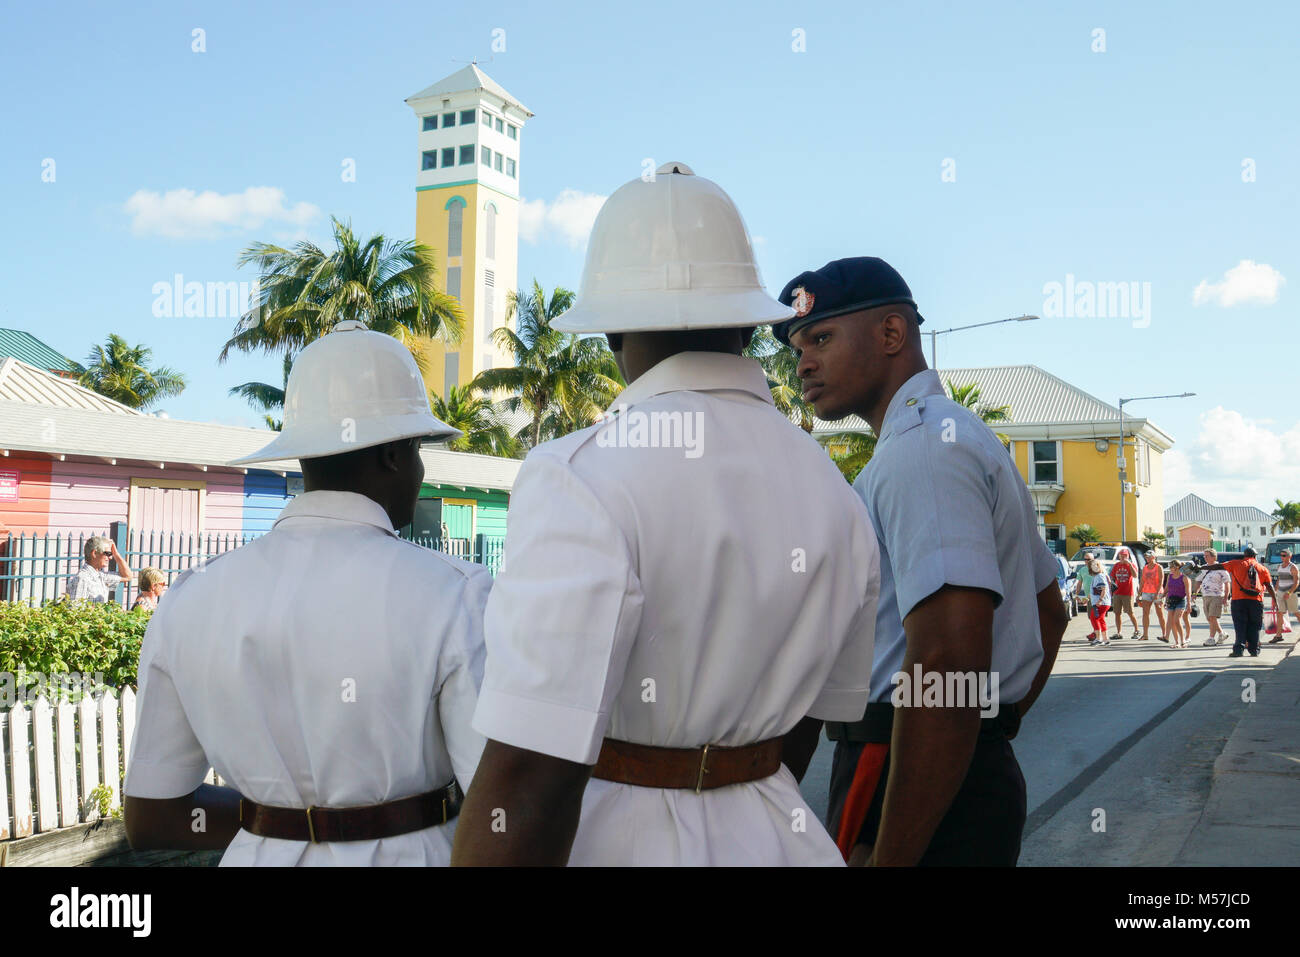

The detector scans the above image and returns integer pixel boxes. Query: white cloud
[1191,259,1285,307]
[1163,406,1300,512]
[124,187,322,239]
[519,188,606,247]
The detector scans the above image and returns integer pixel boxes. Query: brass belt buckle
[305,805,318,843]
[695,744,711,794]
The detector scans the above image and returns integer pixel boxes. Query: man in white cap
[451,162,880,866]
[124,321,490,865]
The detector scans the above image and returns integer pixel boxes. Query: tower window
[422,116,438,132]
[507,125,517,140]
[484,277,494,339]
[447,201,464,258]
[506,158,516,178]
[494,152,503,172]
[482,354,493,371]
[422,151,437,170]
[446,266,461,299]
[444,353,459,400]
[441,147,455,167]
[495,117,504,133]
[441,112,455,128]
[481,146,491,166]
[481,111,492,127]
[485,203,497,259]
[458,145,473,165]
[460,109,476,125]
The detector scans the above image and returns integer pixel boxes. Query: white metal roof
[1165,493,1275,524]
[0,357,141,415]
[406,64,533,116]
[0,400,521,491]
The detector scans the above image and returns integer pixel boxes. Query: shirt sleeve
[124,614,210,799]
[1031,539,1059,593]
[473,453,645,765]
[870,434,1005,622]
[808,517,880,721]
[436,565,492,792]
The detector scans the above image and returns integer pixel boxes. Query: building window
[484,203,497,259]
[506,157,516,178]
[446,197,465,259]
[444,353,459,401]
[495,117,504,133]
[1031,441,1060,484]
[507,124,517,140]
[422,150,437,170]
[1220,526,1228,536]
[483,354,493,371]
[484,275,494,341]
[446,266,461,300]
[441,147,455,167]
[441,112,455,128]
[422,116,438,132]
[481,146,492,166]
[493,152,502,172]
[481,111,492,127]
[459,145,473,165]
[460,109,475,125]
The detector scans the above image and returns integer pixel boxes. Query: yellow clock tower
[405,64,532,399]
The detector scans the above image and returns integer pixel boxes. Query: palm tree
[228,353,293,430]
[220,217,462,365]
[472,280,623,448]
[743,326,814,431]
[430,385,521,457]
[1273,499,1300,533]
[945,380,1012,443]
[74,334,186,410]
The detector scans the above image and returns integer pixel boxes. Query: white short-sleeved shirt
[124,491,491,866]
[1197,568,1230,598]
[474,351,880,866]
[67,563,117,603]
[854,369,1058,705]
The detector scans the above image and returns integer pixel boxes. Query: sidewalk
[1175,633,1300,865]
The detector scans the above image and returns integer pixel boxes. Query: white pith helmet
[551,161,795,334]
[230,320,461,465]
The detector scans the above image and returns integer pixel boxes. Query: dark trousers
[1230,598,1264,654]
[827,729,1027,866]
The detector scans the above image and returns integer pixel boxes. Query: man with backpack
[1198,546,1279,658]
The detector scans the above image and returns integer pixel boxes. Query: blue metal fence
[1,528,508,608]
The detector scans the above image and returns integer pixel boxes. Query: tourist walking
[1164,560,1191,648]
[1088,559,1112,646]
[1137,551,1166,641]
[1194,549,1231,646]
[1109,548,1140,639]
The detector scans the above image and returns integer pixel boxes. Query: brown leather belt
[591,737,785,793]
[239,781,461,843]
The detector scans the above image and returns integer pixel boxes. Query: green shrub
[0,600,148,696]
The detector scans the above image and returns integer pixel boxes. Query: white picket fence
[0,688,226,841]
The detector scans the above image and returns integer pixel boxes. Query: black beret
[773,257,923,346]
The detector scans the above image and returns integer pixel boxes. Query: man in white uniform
[124,322,490,865]
[452,163,880,866]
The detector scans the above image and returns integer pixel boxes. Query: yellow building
[405,65,532,400]
[812,365,1175,552]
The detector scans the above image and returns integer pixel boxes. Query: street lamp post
[925,314,1038,367]
[1117,392,1195,542]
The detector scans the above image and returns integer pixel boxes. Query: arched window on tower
[484,202,497,261]
[446,196,465,259]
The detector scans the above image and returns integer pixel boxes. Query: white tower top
[405,65,533,198]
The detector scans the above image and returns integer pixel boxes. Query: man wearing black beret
[775,257,1068,866]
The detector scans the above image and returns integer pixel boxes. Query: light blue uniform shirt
[853,369,1059,705]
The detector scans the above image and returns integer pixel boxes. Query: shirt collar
[274,490,398,537]
[611,352,774,411]
[878,368,944,441]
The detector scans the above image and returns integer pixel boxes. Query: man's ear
[876,309,911,356]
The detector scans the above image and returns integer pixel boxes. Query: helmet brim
[552,288,795,334]
[229,412,462,466]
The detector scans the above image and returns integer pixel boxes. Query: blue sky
[2,0,1296,509]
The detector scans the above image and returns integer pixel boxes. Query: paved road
[798,605,1296,864]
